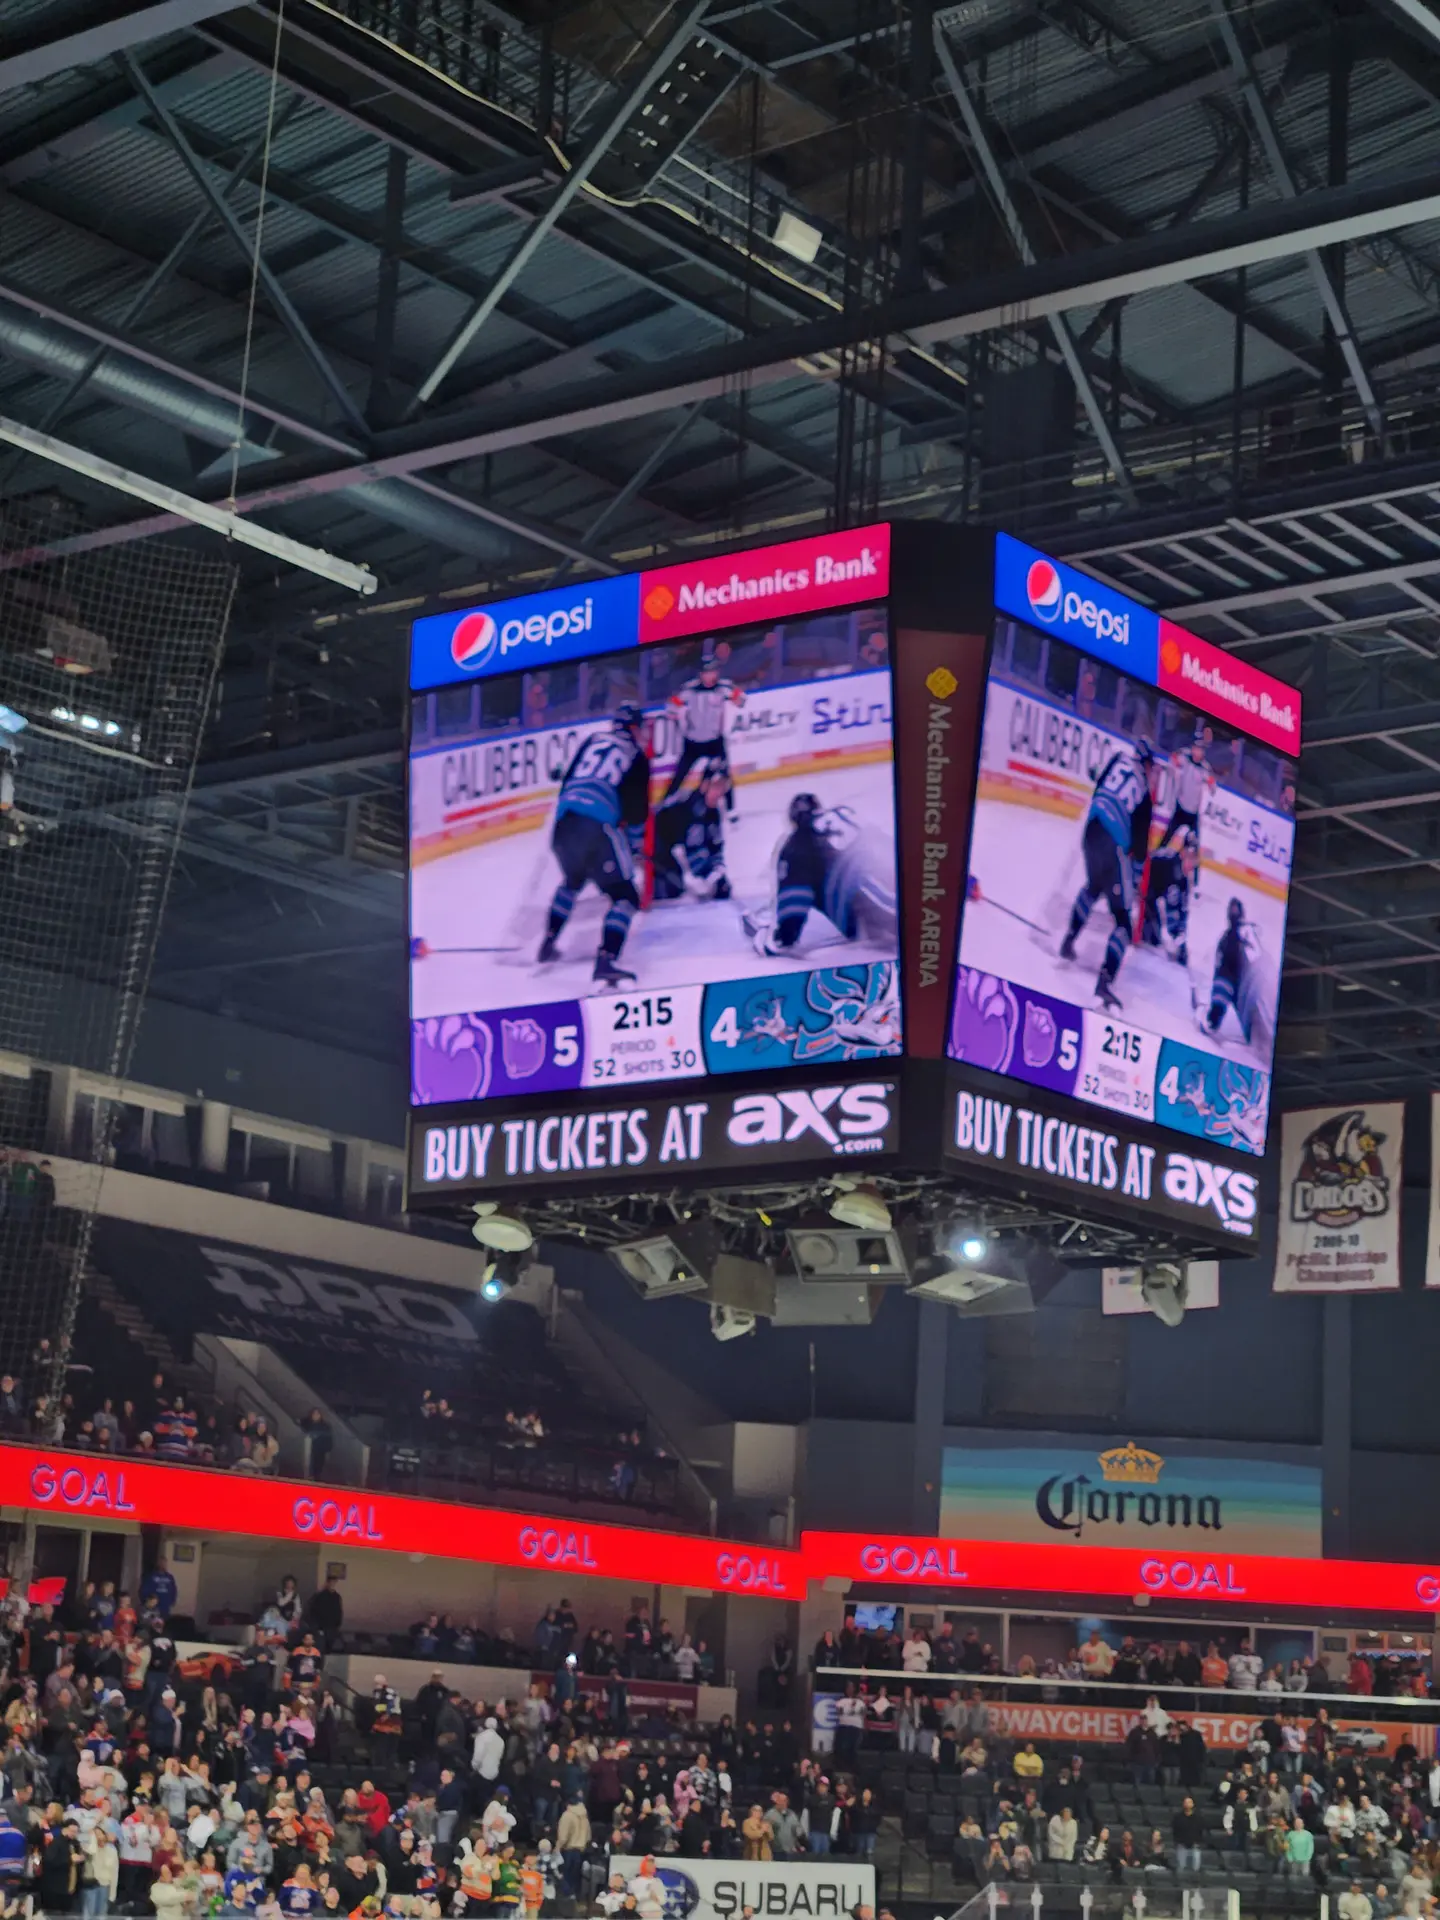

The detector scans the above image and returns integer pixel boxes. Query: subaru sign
[409,573,641,691]
[994,532,1159,682]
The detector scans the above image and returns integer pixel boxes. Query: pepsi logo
[1026,559,1063,623]
[451,610,498,672]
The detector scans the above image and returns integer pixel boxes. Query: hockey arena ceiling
[9,0,1440,1099]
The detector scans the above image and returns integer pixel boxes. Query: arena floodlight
[828,1179,892,1231]
[908,1232,1066,1316]
[0,413,377,597]
[710,1304,756,1342]
[470,1202,535,1252]
[610,1217,718,1301]
[774,211,822,264]
[1140,1260,1188,1328]
[787,1217,909,1284]
[480,1249,527,1302]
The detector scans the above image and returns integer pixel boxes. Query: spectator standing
[140,1560,177,1621]
[304,1576,344,1653]
[902,1630,932,1676]
[1079,1631,1114,1680]
[1047,1809,1078,1862]
[300,1410,333,1480]
[80,1823,119,1918]
[1201,1643,1229,1688]
[1173,1797,1204,1874]
[1229,1641,1264,1693]
[1288,1818,1316,1880]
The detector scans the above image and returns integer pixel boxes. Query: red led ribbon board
[808,1532,1440,1613]
[8,1449,805,1597]
[11,1446,1440,1614]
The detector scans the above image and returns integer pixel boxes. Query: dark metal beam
[55,160,1440,548]
[0,0,240,91]
[121,50,371,440]
[411,0,716,408]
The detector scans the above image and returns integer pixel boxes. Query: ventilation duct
[0,299,511,563]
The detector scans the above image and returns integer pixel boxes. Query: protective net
[0,495,236,1431]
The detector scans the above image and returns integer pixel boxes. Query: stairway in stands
[77,1265,212,1406]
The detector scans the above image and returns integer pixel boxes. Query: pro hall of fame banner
[1273,1102,1404,1293]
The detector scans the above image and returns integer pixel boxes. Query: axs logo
[725,1082,894,1155]
[1163,1153,1258,1235]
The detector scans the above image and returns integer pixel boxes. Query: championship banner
[1273,1102,1403,1292]
[611,1858,876,1920]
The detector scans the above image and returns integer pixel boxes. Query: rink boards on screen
[408,669,894,861]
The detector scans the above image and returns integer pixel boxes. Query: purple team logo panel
[411,999,584,1105]
[950,968,1081,1098]
[1010,982,1082,1097]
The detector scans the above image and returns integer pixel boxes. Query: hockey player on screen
[664,644,743,816]
[1205,897,1263,1042]
[651,758,731,902]
[750,793,897,957]
[1140,827,1199,968]
[1059,739,1158,1013]
[536,702,651,985]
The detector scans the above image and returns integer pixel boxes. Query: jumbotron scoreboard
[405,525,1300,1253]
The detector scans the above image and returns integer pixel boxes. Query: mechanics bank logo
[450,610,498,672]
[1026,559,1063,623]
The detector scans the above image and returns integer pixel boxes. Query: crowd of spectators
[0,1569,863,1920]
[396,1601,718,1691]
[804,1618,1440,1908]
[395,1400,662,1513]
[0,1326,674,1527]
[813,1618,1436,1701]
[0,1362,296,1481]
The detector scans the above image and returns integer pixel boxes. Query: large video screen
[410,607,902,1105]
[951,551,1297,1157]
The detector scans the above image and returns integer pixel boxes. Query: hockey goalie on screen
[651,757,732,902]
[747,793,897,958]
[536,702,650,985]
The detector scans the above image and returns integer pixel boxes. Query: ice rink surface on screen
[408,609,902,1105]
[951,617,1296,1157]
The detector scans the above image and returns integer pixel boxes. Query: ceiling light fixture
[0,413,377,597]
[773,211,823,264]
[828,1179,892,1231]
[470,1202,535,1252]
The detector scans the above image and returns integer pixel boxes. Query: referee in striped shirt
[664,646,743,814]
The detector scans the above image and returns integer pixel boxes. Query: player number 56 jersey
[558,730,649,829]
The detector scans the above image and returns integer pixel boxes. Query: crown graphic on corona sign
[1098,1442,1165,1485]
